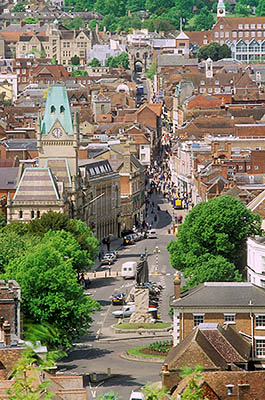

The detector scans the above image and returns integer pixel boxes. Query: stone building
[15,23,92,66]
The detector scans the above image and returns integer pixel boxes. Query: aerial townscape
[2,0,265,399]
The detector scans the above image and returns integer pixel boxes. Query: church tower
[37,86,79,181]
[205,58,213,79]
[217,0,226,19]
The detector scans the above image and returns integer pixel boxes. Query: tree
[191,7,215,31]
[71,69,88,76]
[0,213,6,228]
[63,16,85,30]
[180,365,205,400]
[256,0,265,16]
[22,17,39,24]
[142,382,171,400]
[106,53,129,69]
[197,42,231,61]
[145,60,156,81]
[88,57,101,67]
[5,243,100,347]
[27,211,98,269]
[167,196,261,285]
[235,0,250,16]
[12,1,25,12]
[71,55,80,65]
[51,57,57,65]
[97,391,120,400]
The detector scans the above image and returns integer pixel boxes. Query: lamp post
[153,246,160,275]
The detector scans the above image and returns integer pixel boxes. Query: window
[254,165,259,170]
[258,24,261,29]
[256,339,265,357]
[238,24,243,29]
[201,80,205,85]
[19,210,23,219]
[258,31,262,37]
[227,385,234,396]
[224,314,235,323]
[256,315,265,327]
[225,32,229,38]
[245,24,249,29]
[37,210,40,218]
[193,314,204,327]
[239,165,243,170]
[215,88,220,93]
[251,24,255,29]
[251,31,255,37]
[200,88,206,93]
[233,32,237,38]
[247,165,251,170]
[220,31,224,38]
[245,31,249,37]
[208,88,212,93]
[31,210,35,219]
[215,32,219,38]
[220,25,224,29]
[239,32,243,38]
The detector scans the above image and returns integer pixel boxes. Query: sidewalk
[92,237,124,271]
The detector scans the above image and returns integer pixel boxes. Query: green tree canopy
[12,1,25,12]
[197,42,231,61]
[190,6,215,31]
[5,243,100,347]
[22,17,39,24]
[71,69,88,76]
[88,57,101,67]
[106,52,129,69]
[167,196,261,288]
[71,55,80,65]
[63,16,85,30]
[256,0,265,16]
[235,0,250,16]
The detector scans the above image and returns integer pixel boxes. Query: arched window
[51,105,55,114]
[60,105,65,114]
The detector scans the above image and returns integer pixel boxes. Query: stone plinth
[129,286,153,324]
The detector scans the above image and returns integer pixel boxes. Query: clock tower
[217,0,226,19]
[37,86,79,181]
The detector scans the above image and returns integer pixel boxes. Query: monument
[129,253,154,324]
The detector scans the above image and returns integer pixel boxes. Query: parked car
[132,233,141,242]
[147,230,158,239]
[121,229,134,237]
[112,305,136,318]
[111,291,126,305]
[123,235,135,245]
[106,250,118,261]
[129,391,145,400]
[101,254,115,265]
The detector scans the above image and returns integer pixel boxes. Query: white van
[121,261,137,279]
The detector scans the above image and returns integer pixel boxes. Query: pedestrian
[106,236,111,252]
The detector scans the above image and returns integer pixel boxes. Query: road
[57,193,187,399]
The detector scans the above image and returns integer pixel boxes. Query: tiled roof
[13,168,60,202]
[45,158,72,187]
[157,54,198,67]
[218,16,265,30]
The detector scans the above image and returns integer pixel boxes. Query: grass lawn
[113,322,171,330]
[127,345,166,359]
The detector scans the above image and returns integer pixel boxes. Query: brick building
[171,277,265,362]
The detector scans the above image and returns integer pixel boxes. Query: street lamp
[153,246,160,275]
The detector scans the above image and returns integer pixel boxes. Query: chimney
[3,320,11,346]
[174,272,181,299]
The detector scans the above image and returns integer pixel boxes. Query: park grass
[127,345,166,359]
[113,322,171,330]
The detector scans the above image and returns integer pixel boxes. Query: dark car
[112,292,126,305]
[121,229,134,238]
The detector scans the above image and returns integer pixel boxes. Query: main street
[57,193,187,399]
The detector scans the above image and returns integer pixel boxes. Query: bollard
[116,270,118,277]
[94,271,96,278]
[105,271,107,278]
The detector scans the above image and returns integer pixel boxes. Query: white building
[247,236,265,288]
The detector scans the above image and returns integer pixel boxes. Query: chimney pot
[3,320,11,346]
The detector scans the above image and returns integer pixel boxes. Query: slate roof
[157,55,198,67]
[1,139,37,151]
[0,168,18,190]
[171,282,265,307]
[13,168,60,202]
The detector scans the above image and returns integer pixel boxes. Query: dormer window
[227,385,234,396]
[60,105,65,115]
[51,105,55,114]
[201,80,205,85]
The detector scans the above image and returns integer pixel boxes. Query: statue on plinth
[136,254,149,286]
[130,253,153,324]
